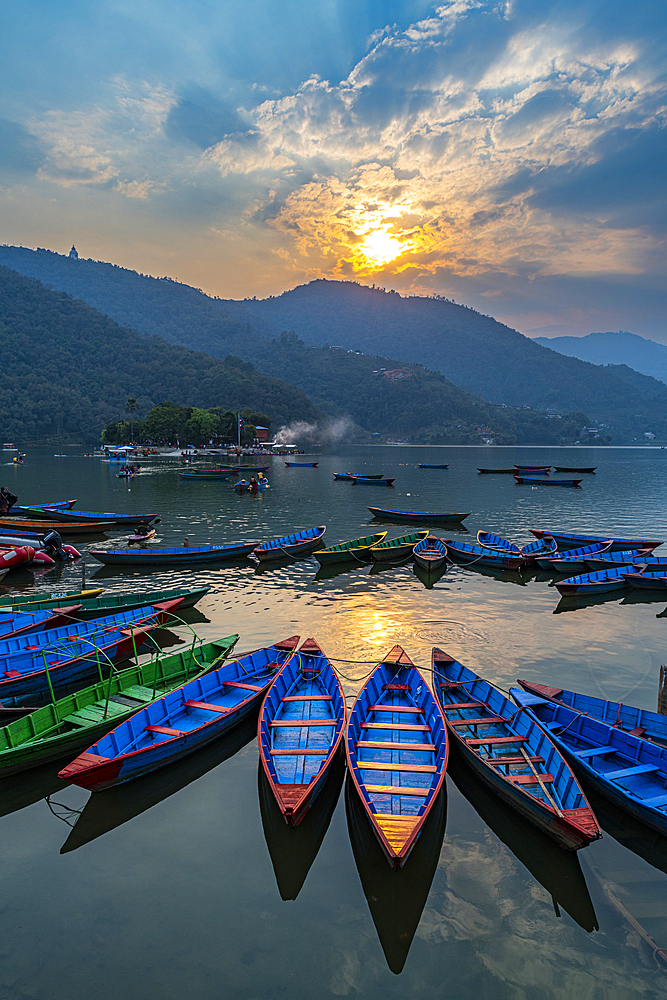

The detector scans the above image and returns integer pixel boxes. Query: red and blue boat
[285,462,318,467]
[333,472,384,480]
[537,542,613,572]
[368,507,470,523]
[254,526,326,562]
[583,548,656,571]
[90,542,259,565]
[413,536,448,572]
[530,530,662,552]
[515,475,582,487]
[555,566,638,596]
[346,645,448,868]
[433,649,601,849]
[510,688,667,837]
[58,636,300,790]
[444,538,525,570]
[258,638,346,826]
[622,569,667,590]
[352,477,395,486]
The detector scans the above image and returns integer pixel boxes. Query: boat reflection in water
[585,786,667,878]
[553,592,624,615]
[448,756,598,933]
[0,758,71,821]
[412,563,447,590]
[345,775,447,974]
[59,712,259,853]
[258,751,345,901]
[313,561,368,584]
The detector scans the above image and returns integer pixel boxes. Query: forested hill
[223,280,667,429]
[2,246,667,442]
[534,332,667,385]
[0,266,321,443]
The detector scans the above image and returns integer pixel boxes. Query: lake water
[3,445,667,999]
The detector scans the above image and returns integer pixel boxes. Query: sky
[1,0,666,339]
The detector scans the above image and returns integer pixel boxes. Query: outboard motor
[42,529,70,560]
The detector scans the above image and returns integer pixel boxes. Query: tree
[126,397,139,442]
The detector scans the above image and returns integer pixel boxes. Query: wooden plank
[358,760,437,773]
[507,773,555,785]
[270,719,337,727]
[466,736,528,747]
[443,702,485,710]
[223,680,262,691]
[369,704,422,714]
[145,724,185,737]
[605,764,660,780]
[450,716,506,727]
[485,755,545,766]
[574,745,616,759]
[182,699,229,715]
[365,784,429,797]
[361,722,430,732]
[281,695,332,702]
[270,748,329,755]
[357,740,436,752]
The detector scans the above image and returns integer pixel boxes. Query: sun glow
[358,228,404,267]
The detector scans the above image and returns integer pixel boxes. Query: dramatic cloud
[1,0,666,337]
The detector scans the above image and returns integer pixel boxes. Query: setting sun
[358,228,404,267]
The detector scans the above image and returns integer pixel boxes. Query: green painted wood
[0,585,210,616]
[314,532,387,564]
[0,634,239,776]
[369,531,430,561]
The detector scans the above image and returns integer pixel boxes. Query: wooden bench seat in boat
[182,699,229,714]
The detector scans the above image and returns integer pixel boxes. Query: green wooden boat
[369,530,429,562]
[0,585,210,618]
[0,588,105,610]
[314,532,387,565]
[0,634,239,777]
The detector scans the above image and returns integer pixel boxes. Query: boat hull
[368,507,470,523]
[369,531,429,562]
[254,526,326,562]
[90,543,257,565]
[314,532,387,565]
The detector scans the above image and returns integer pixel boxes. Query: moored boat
[368,507,470,523]
[314,532,387,565]
[516,679,667,745]
[444,538,525,570]
[622,569,667,590]
[530,529,662,551]
[555,566,635,596]
[59,636,300,790]
[537,542,613,573]
[346,645,448,868]
[285,462,318,467]
[0,519,110,535]
[0,585,210,619]
[11,500,77,514]
[258,638,346,825]
[413,536,448,572]
[179,471,232,480]
[0,588,104,611]
[476,531,521,555]
[369,531,429,561]
[0,634,239,777]
[23,508,161,526]
[513,465,552,472]
[254,526,326,562]
[514,475,582,487]
[90,541,259,565]
[417,464,449,469]
[584,548,655,571]
[553,467,596,473]
[520,537,558,560]
[477,468,516,474]
[333,473,384,480]
[509,689,667,838]
[433,649,601,850]
[352,477,395,486]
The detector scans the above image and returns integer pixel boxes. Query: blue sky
[1,0,666,339]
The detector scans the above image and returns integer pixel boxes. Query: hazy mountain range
[534,331,667,385]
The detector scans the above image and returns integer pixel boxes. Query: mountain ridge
[534,331,667,385]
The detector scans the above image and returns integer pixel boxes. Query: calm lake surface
[3,445,667,999]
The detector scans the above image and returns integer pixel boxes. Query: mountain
[1,246,666,443]
[533,332,667,385]
[0,266,321,443]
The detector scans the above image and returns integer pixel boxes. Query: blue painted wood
[555,566,637,595]
[368,507,470,523]
[90,542,259,565]
[59,637,300,790]
[520,538,557,559]
[418,464,449,469]
[433,651,600,849]
[536,542,613,572]
[476,531,521,555]
[254,526,326,562]
[285,462,318,467]
[258,638,346,825]
[333,473,383,480]
[530,530,662,551]
[510,689,667,837]
[622,570,667,590]
[444,538,525,569]
[514,476,582,487]
[413,536,448,571]
[584,548,656,570]
[516,679,667,745]
[346,645,448,868]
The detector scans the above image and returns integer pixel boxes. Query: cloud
[0,118,44,173]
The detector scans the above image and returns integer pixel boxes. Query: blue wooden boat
[418,464,449,469]
[0,607,93,640]
[333,473,384,480]
[346,645,448,868]
[59,636,300,790]
[477,468,516,474]
[11,500,76,514]
[553,467,596,473]
[179,471,232,480]
[0,599,184,706]
[432,650,600,849]
[24,508,161,526]
[368,507,470,523]
[476,531,521,555]
[258,638,346,826]
[217,465,269,473]
[519,537,558,560]
[90,541,259,565]
[555,566,636,596]
[413,536,448,572]
[509,689,667,837]
[517,679,667,744]
[622,569,667,591]
[530,530,662,552]
[254,526,326,562]
[444,538,525,570]
[285,462,318,467]
[515,475,582,487]
[352,477,395,486]
[584,548,655,571]
[513,465,551,471]
[537,542,613,572]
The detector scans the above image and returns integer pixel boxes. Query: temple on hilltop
[68,245,79,259]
